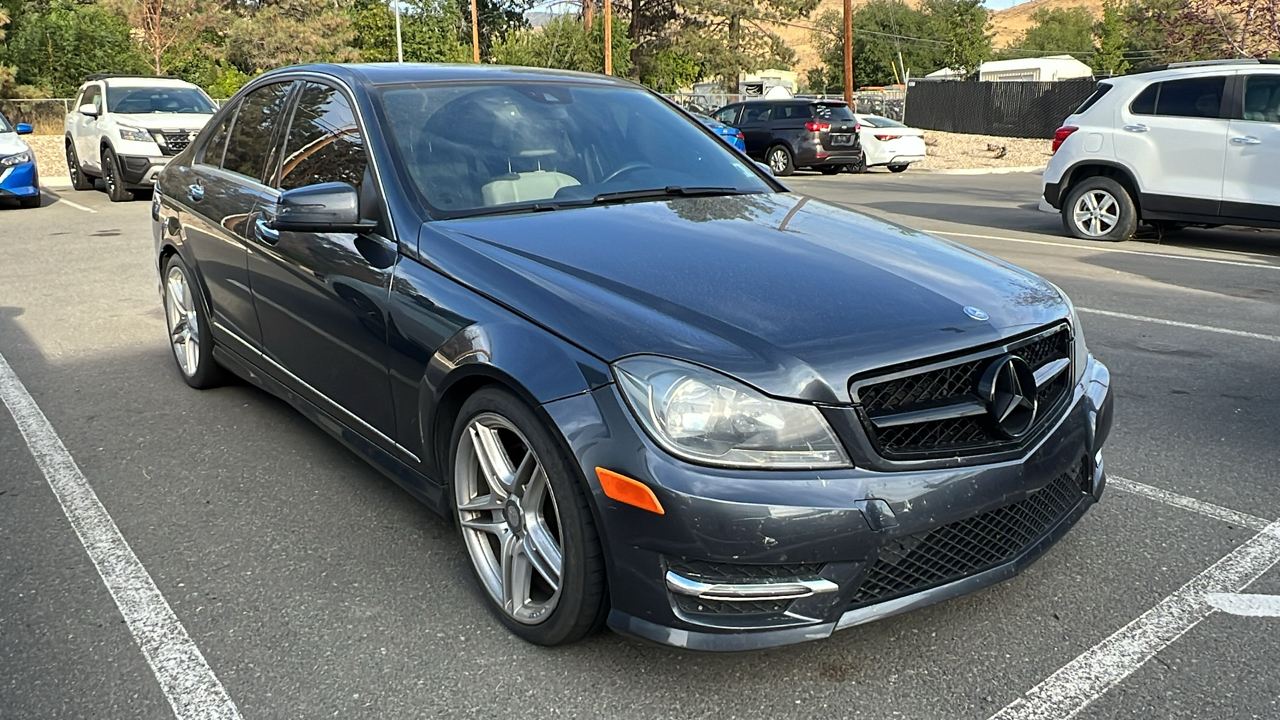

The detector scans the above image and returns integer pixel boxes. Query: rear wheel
[66,139,94,191]
[1062,177,1136,242]
[451,387,607,646]
[101,147,133,202]
[888,164,909,173]
[162,254,225,389]
[767,145,795,176]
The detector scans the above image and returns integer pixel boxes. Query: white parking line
[0,351,242,720]
[931,230,1279,271]
[39,189,96,213]
[1077,307,1280,343]
[990,520,1280,720]
[1109,476,1272,532]
[1207,593,1280,617]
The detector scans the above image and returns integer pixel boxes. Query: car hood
[0,132,29,156]
[112,113,213,131]
[422,194,1068,403]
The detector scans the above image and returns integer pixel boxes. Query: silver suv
[1041,59,1280,241]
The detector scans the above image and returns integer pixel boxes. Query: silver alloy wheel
[769,148,789,174]
[455,412,564,625]
[1071,189,1121,237]
[164,265,200,377]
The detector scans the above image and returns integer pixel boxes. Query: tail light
[1052,126,1079,153]
[874,134,901,141]
[734,131,744,140]
[805,121,831,132]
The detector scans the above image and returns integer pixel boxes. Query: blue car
[693,112,746,152]
[0,112,39,208]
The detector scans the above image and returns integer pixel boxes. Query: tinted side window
[741,105,771,123]
[1075,83,1113,114]
[278,82,367,192]
[1133,77,1227,119]
[197,109,235,166]
[222,81,294,182]
[774,104,811,120]
[713,105,739,124]
[1241,74,1280,123]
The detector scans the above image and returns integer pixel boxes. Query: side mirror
[15,123,32,135]
[755,161,775,177]
[79,104,99,118]
[273,182,376,233]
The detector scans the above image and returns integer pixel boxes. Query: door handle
[187,183,204,202]
[1123,124,1149,133]
[254,217,280,245]
[1230,136,1262,145]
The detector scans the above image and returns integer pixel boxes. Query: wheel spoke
[460,515,507,535]
[468,423,513,498]
[501,534,533,613]
[524,521,562,592]
[1085,193,1099,211]
[183,334,198,374]
[170,320,188,346]
[511,451,537,497]
[457,494,503,513]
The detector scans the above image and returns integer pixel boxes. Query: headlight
[119,126,154,143]
[1052,284,1089,383]
[0,151,31,166]
[614,356,851,469]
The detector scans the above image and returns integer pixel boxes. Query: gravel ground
[914,131,1053,170]
[24,129,1055,179]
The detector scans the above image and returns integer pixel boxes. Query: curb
[912,165,1047,176]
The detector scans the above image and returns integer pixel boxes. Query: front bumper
[0,161,39,196]
[544,355,1113,651]
[119,154,169,188]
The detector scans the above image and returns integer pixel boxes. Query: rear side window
[813,103,856,122]
[741,104,771,123]
[278,82,367,192]
[713,105,739,124]
[1075,83,1112,114]
[773,104,812,120]
[1130,77,1226,119]
[1241,74,1280,123]
[222,81,294,183]
[197,110,234,166]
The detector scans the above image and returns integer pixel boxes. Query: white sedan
[854,114,926,173]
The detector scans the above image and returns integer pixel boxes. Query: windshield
[0,114,10,133]
[813,103,856,122]
[378,82,774,218]
[106,87,216,114]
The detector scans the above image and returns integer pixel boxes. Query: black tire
[66,139,94,191]
[766,144,795,176]
[888,164,909,173]
[101,146,133,202]
[819,166,841,175]
[162,254,226,389]
[847,150,868,174]
[449,387,607,646]
[1061,176,1137,242]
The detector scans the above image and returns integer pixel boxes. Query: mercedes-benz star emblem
[964,306,989,321]
[977,355,1038,439]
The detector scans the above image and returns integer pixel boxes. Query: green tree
[459,0,533,59]
[1093,0,1129,75]
[812,1,946,90]
[491,14,634,75]
[223,0,357,73]
[1001,7,1094,58]
[925,0,991,79]
[349,0,468,63]
[8,0,147,95]
[676,0,821,90]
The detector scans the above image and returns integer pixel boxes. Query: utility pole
[843,0,853,108]
[471,0,481,63]
[394,0,404,62]
[603,0,612,75]
[585,0,594,30]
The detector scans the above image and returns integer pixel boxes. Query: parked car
[854,114,926,172]
[65,74,217,202]
[691,112,746,152]
[712,98,864,175]
[0,111,39,208]
[153,64,1112,651]
[1043,58,1280,241]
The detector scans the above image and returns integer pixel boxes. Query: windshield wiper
[592,186,756,204]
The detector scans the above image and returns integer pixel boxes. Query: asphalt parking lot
[2,171,1278,719]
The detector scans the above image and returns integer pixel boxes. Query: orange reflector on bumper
[595,468,665,515]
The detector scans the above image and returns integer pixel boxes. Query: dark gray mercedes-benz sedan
[151,63,1114,651]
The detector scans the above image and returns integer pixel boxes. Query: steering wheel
[601,162,653,184]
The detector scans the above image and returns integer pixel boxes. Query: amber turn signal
[595,468,665,515]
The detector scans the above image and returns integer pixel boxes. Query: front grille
[666,558,823,584]
[854,324,1072,459]
[849,459,1088,608]
[155,131,194,156]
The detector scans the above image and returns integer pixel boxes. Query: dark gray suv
[713,99,864,176]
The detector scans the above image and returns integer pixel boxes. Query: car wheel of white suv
[1062,177,1136,242]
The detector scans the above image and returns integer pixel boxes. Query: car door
[1112,74,1230,215]
[735,104,773,158]
[246,80,400,445]
[1222,70,1280,222]
[178,80,296,354]
[76,84,104,171]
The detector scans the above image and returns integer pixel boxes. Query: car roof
[263,63,640,90]
[739,98,848,105]
[1104,59,1280,88]
[94,76,203,90]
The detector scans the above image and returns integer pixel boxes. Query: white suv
[64,75,217,201]
[1042,59,1280,241]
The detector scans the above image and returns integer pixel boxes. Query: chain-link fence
[665,93,745,116]
[904,79,1097,139]
[0,99,75,134]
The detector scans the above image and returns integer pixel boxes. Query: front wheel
[767,145,795,176]
[846,151,867,174]
[451,387,607,646]
[163,254,225,388]
[101,147,133,202]
[888,164,909,173]
[1062,177,1136,242]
